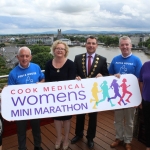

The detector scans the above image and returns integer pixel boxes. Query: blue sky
[0,0,150,34]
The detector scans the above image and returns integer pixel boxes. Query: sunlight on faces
[17,47,32,68]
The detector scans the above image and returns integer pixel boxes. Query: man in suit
[71,36,109,148]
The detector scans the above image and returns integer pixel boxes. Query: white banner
[1,74,141,121]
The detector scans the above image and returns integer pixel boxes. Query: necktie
[88,55,92,75]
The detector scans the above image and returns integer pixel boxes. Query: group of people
[0,35,149,150]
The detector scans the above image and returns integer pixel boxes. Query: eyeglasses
[55,48,66,51]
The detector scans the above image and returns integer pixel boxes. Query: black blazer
[74,53,109,78]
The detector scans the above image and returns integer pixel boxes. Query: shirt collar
[121,53,132,58]
[18,63,30,69]
[86,53,95,58]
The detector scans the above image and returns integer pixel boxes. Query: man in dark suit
[71,36,109,148]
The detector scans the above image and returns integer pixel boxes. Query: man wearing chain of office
[71,36,109,148]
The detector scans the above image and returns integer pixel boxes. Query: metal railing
[0,75,8,79]
[0,70,45,79]
[0,63,110,80]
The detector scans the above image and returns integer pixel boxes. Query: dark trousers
[75,112,97,140]
[142,100,150,147]
[16,119,41,150]
[0,114,3,146]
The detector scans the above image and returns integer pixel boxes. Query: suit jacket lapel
[81,53,100,78]
[90,54,97,71]
[88,54,100,78]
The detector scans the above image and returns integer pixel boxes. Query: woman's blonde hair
[51,40,69,57]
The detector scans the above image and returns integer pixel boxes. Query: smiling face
[54,43,66,58]
[85,38,98,55]
[17,47,32,68]
[119,39,132,57]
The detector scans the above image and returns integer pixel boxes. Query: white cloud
[0,0,150,34]
[120,5,139,16]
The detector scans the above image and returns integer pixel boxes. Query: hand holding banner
[1,74,141,121]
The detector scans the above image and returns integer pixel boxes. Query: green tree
[63,35,86,43]
[29,45,50,55]
[18,40,26,44]
[63,35,75,41]
[0,56,6,68]
[138,42,143,47]
[37,40,43,45]
[113,37,119,45]
[145,38,150,47]
[0,68,11,76]
[78,37,86,43]
[148,44,150,50]
[31,52,53,69]
[0,43,5,47]
[98,35,119,46]
[98,35,105,43]
[15,39,19,43]
[104,36,112,46]
[0,56,11,76]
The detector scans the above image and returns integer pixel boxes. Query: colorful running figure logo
[90,82,101,109]
[108,79,127,105]
[96,81,115,107]
[118,78,132,105]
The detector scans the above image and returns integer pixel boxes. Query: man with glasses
[71,36,109,148]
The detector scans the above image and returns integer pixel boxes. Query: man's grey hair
[119,36,132,45]
[18,46,31,55]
